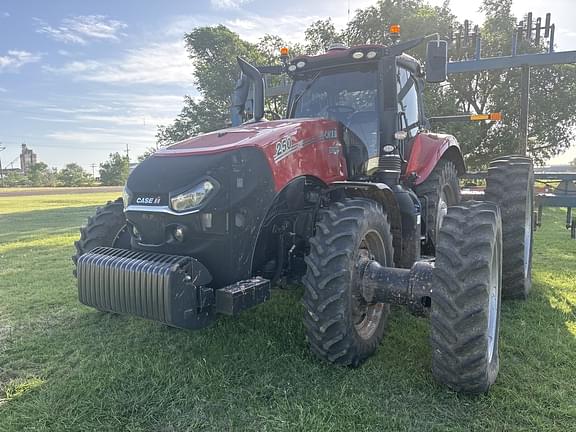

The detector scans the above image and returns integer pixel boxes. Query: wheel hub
[352,232,386,340]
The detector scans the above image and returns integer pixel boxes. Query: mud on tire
[485,155,534,299]
[431,200,502,394]
[302,198,394,367]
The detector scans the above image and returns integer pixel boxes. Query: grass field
[0,193,575,431]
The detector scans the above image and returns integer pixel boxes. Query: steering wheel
[326,105,355,123]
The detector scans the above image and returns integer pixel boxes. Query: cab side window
[397,68,420,137]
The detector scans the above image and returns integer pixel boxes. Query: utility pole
[90,163,97,178]
[125,144,130,162]
[0,144,5,188]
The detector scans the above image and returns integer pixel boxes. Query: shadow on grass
[0,206,99,244]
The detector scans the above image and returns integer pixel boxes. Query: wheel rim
[524,186,533,279]
[487,239,501,364]
[353,230,386,340]
[436,187,450,235]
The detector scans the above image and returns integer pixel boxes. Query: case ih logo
[136,196,161,205]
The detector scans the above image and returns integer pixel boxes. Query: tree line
[2,152,130,188]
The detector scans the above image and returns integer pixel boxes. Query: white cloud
[76,113,174,127]
[211,0,252,10]
[2,12,10,18]
[224,14,325,43]
[92,93,188,113]
[45,40,194,86]
[44,106,110,114]
[24,116,79,123]
[35,15,127,45]
[0,87,7,92]
[0,50,42,72]
[47,129,154,146]
[44,60,101,74]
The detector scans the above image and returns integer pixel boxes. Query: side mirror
[425,40,448,83]
[231,75,250,126]
[236,57,264,122]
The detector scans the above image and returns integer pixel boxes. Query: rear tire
[415,159,461,253]
[431,201,502,394]
[485,155,534,299]
[302,198,394,367]
[72,198,130,276]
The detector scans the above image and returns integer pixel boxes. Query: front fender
[404,133,466,185]
[328,181,402,265]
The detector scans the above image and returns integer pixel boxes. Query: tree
[304,19,340,54]
[99,153,130,186]
[156,26,297,147]
[27,162,57,187]
[155,26,264,147]
[3,171,27,187]
[58,163,93,187]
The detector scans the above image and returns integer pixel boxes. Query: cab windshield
[289,65,379,157]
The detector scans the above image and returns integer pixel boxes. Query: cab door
[396,67,422,160]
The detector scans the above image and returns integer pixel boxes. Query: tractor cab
[286,46,426,175]
[233,35,449,183]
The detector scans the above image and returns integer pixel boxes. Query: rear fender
[328,181,402,265]
[404,133,466,185]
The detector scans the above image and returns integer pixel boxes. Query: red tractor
[74,35,534,394]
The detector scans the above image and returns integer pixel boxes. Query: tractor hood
[155,118,338,157]
[153,117,348,191]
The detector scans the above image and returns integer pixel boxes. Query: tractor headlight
[170,179,216,213]
[122,186,132,208]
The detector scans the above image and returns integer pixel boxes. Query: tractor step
[215,277,271,316]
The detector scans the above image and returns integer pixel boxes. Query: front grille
[77,247,213,329]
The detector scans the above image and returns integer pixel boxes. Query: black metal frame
[446,12,576,155]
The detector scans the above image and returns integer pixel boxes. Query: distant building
[19,144,37,174]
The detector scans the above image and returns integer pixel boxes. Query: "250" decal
[274,136,297,161]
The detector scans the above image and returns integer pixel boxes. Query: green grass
[0,193,575,431]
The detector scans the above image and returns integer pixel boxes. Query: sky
[1,0,575,173]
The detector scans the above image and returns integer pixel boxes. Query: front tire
[431,201,502,394]
[302,198,394,367]
[485,155,534,299]
[72,198,130,276]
